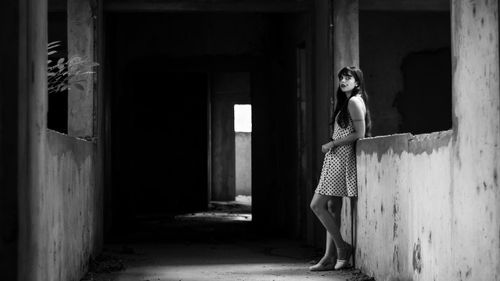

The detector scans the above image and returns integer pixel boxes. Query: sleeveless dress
[314,98,363,197]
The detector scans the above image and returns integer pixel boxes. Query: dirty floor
[85,198,374,281]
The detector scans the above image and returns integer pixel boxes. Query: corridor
[86,202,371,281]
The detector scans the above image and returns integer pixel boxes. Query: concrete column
[451,1,499,280]
[333,0,359,250]
[67,0,95,137]
[333,0,359,87]
[211,98,236,201]
[17,0,48,280]
[0,1,25,280]
[310,0,331,247]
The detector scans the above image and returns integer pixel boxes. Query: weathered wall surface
[35,131,102,281]
[16,1,104,280]
[351,1,499,280]
[450,0,499,280]
[20,131,102,281]
[355,132,453,280]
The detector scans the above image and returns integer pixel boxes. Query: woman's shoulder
[348,95,365,107]
[348,95,366,114]
[350,94,364,102]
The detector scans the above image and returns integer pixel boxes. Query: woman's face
[339,74,358,93]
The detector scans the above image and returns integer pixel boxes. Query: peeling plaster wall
[450,0,500,280]
[21,130,102,281]
[41,131,102,281]
[355,132,453,280]
[351,1,499,280]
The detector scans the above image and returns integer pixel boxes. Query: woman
[309,66,371,271]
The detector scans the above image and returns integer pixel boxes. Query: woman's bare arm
[322,97,365,152]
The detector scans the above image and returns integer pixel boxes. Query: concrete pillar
[451,0,499,280]
[0,1,26,279]
[310,0,331,247]
[17,0,48,280]
[211,98,236,201]
[333,0,359,88]
[67,0,95,137]
[332,0,359,249]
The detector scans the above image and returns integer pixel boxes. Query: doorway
[209,72,252,219]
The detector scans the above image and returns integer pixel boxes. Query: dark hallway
[111,67,209,228]
[104,10,310,240]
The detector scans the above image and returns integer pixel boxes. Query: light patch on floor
[176,196,252,222]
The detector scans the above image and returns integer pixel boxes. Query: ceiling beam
[360,0,450,11]
[104,0,312,13]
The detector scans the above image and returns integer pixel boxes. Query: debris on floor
[80,253,125,281]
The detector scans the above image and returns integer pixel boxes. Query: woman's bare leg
[325,198,340,258]
[327,196,352,260]
[317,199,339,263]
[310,193,347,249]
[310,193,353,267]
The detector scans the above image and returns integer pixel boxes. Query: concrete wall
[349,1,500,280]
[15,1,104,280]
[41,131,102,281]
[355,132,453,280]
[235,132,251,196]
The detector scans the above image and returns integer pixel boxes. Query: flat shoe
[334,244,353,270]
[309,262,335,271]
[334,259,351,270]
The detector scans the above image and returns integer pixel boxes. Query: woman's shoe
[334,259,351,270]
[309,261,335,271]
[334,244,353,270]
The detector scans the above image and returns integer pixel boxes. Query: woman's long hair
[332,66,372,137]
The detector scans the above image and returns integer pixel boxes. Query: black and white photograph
[1,0,499,280]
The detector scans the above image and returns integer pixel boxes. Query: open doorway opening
[234,104,252,211]
[207,72,252,222]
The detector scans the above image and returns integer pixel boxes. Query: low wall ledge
[47,129,95,163]
[357,129,453,159]
[408,129,453,155]
[357,133,411,159]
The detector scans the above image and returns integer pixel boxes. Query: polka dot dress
[315,109,359,197]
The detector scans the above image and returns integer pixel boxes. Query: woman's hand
[321,141,334,153]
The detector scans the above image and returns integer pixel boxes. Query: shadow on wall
[394,47,452,135]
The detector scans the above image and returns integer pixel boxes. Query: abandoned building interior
[1,0,499,280]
